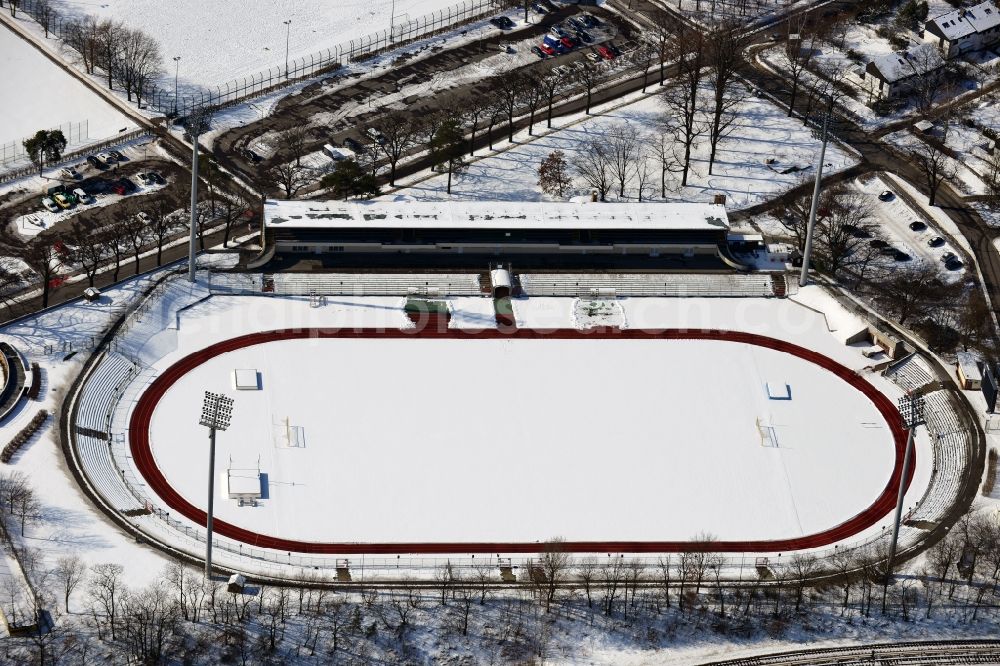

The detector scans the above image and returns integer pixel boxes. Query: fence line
[1,120,89,168]
[14,0,514,120]
[0,129,150,183]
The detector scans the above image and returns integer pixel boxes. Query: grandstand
[883,354,936,393]
[262,200,746,269]
[517,272,778,298]
[267,272,482,296]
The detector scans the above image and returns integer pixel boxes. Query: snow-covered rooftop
[263,200,730,232]
[868,45,944,82]
[926,1,1000,40]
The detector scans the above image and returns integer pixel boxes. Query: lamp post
[799,97,834,288]
[199,391,234,579]
[173,56,181,116]
[186,107,210,283]
[882,392,925,612]
[284,20,292,79]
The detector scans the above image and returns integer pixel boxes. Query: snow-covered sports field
[148,333,896,545]
[0,25,136,152]
[107,290,925,554]
[51,0,466,88]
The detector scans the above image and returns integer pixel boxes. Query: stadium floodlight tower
[799,96,834,288]
[882,391,925,612]
[199,391,234,579]
[185,106,211,283]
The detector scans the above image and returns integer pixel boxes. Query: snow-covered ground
[51,0,480,89]
[149,310,895,544]
[389,88,857,208]
[0,24,137,160]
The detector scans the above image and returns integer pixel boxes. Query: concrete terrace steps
[517,272,777,298]
[266,272,483,296]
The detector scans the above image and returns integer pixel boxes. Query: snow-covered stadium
[49,202,979,583]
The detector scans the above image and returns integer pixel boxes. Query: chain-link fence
[1,120,89,168]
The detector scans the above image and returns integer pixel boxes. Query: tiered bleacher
[517,273,776,298]
[267,273,483,296]
[908,389,969,525]
[74,353,144,511]
[883,354,935,392]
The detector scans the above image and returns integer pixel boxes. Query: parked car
[53,193,73,209]
[560,35,577,49]
[109,149,126,162]
[941,251,957,263]
[597,44,615,60]
[489,16,515,29]
[41,197,60,213]
[580,13,601,27]
[552,25,571,37]
[241,148,263,164]
[539,43,556,56]
[86,155,103,169]
[97,151,116,165]
[343,137,365,154]
[120,177,138,193]
[568,16,587,30]
[552,64,572,76]
[894,250,912,262]
[945,257,964,270]
[531,2,547,13]
[136,172,153,186]
[575,30,594,43]
[110,181,127,195]
[586,51,601,63]
[60,166,81,180]
[73,188,93,204]
[531,45,546,58]
[365,127,386,144]
[878,246,898,256]
[908,220,927,232]
[878,189,894,201]
[927,235,945,247]
[147,171,165,185]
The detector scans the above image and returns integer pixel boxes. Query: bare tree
[35,0,58,38]
[370,110,420,185]
[115,27,162,105]
[492,71,525,142]
[705,23,749,174]
[574,139,613,201]
[55,556,86,614]
[70,223,107,287]
[88,562,125,640]
[541,71,566,130]
[538,538,570,613]
[283,126,311,167]
[606,122,641,199]
[662,28,706,187]
[521,72,545,136]
[269,162,310,198]
[910,133,955,207]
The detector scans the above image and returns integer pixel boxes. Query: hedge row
[1,410,49,463]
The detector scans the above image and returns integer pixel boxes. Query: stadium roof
[263,200,730,232]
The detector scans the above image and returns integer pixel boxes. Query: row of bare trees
[60,14,163,106]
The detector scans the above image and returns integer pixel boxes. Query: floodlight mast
[882,392,925,612]
[799,97,834,288]
[199,391,234,579]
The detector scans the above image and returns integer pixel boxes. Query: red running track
[127,327,911,555]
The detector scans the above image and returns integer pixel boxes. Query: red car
[560,36,576,49]
[539,43,556,56]
[597,45,615,60]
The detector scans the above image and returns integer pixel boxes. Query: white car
[41,197,59,213]
[97,151,116,165]
[60,166,80,180]
[73,188,93,204]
